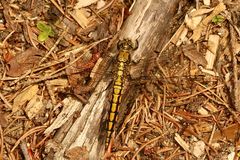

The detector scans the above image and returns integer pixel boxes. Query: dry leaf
[13,85,39,112]
[210,123,240,142]
[185,9,203,30]
[7,47,44,77]
[182,44,207,66]
[25,95,44,119]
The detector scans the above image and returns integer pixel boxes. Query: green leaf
[37,21,51,32]
[212,15,224,24]
[38,32,49,42]
[36,21,55,42]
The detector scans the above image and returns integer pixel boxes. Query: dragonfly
[105,39,138,150]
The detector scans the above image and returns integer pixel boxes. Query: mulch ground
[1,0,240,159]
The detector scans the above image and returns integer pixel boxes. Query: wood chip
[170,23,185,44]
[198,107,209,115]
[205,34,220,69]
[65,146,89,160]
[203,0,210,6]
[199,66,219,76]
[191,141,205,158]
[204,102,218,113]
[0,113,8,128]
[44,97,83,136]
[174,133,191,153]
[194,121,213,133]
[97,0,106,9]
[70,9,90,29]
[47,78,69,87]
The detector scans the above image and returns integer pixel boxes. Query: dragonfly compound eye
[117,39,138,51]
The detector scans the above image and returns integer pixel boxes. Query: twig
[1,30,15,47]
[46,37,110,77]
[0,92,13,109]
[39,28,68,64]
[25,21,37,49]
[20,140,32,160]
[131,133,167,160]
[208,123,216,144]
[49,0,71,20]
[195,81,240,125]
[169,84,224,103]
[11,126,47,152]
[0,125,3,158]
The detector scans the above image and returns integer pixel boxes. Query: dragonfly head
[117,39,138,51]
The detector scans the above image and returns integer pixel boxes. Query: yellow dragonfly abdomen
[106,39,138,149]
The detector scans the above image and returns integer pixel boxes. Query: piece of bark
[48,0,181,159]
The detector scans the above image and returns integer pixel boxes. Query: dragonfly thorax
[118,50,130,63]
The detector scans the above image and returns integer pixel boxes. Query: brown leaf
[210,123,240,143]
[182,44,207,66]
[13,85,39,112]
[7,47,44,77]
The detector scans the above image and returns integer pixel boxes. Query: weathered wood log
[45,0,181,159]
